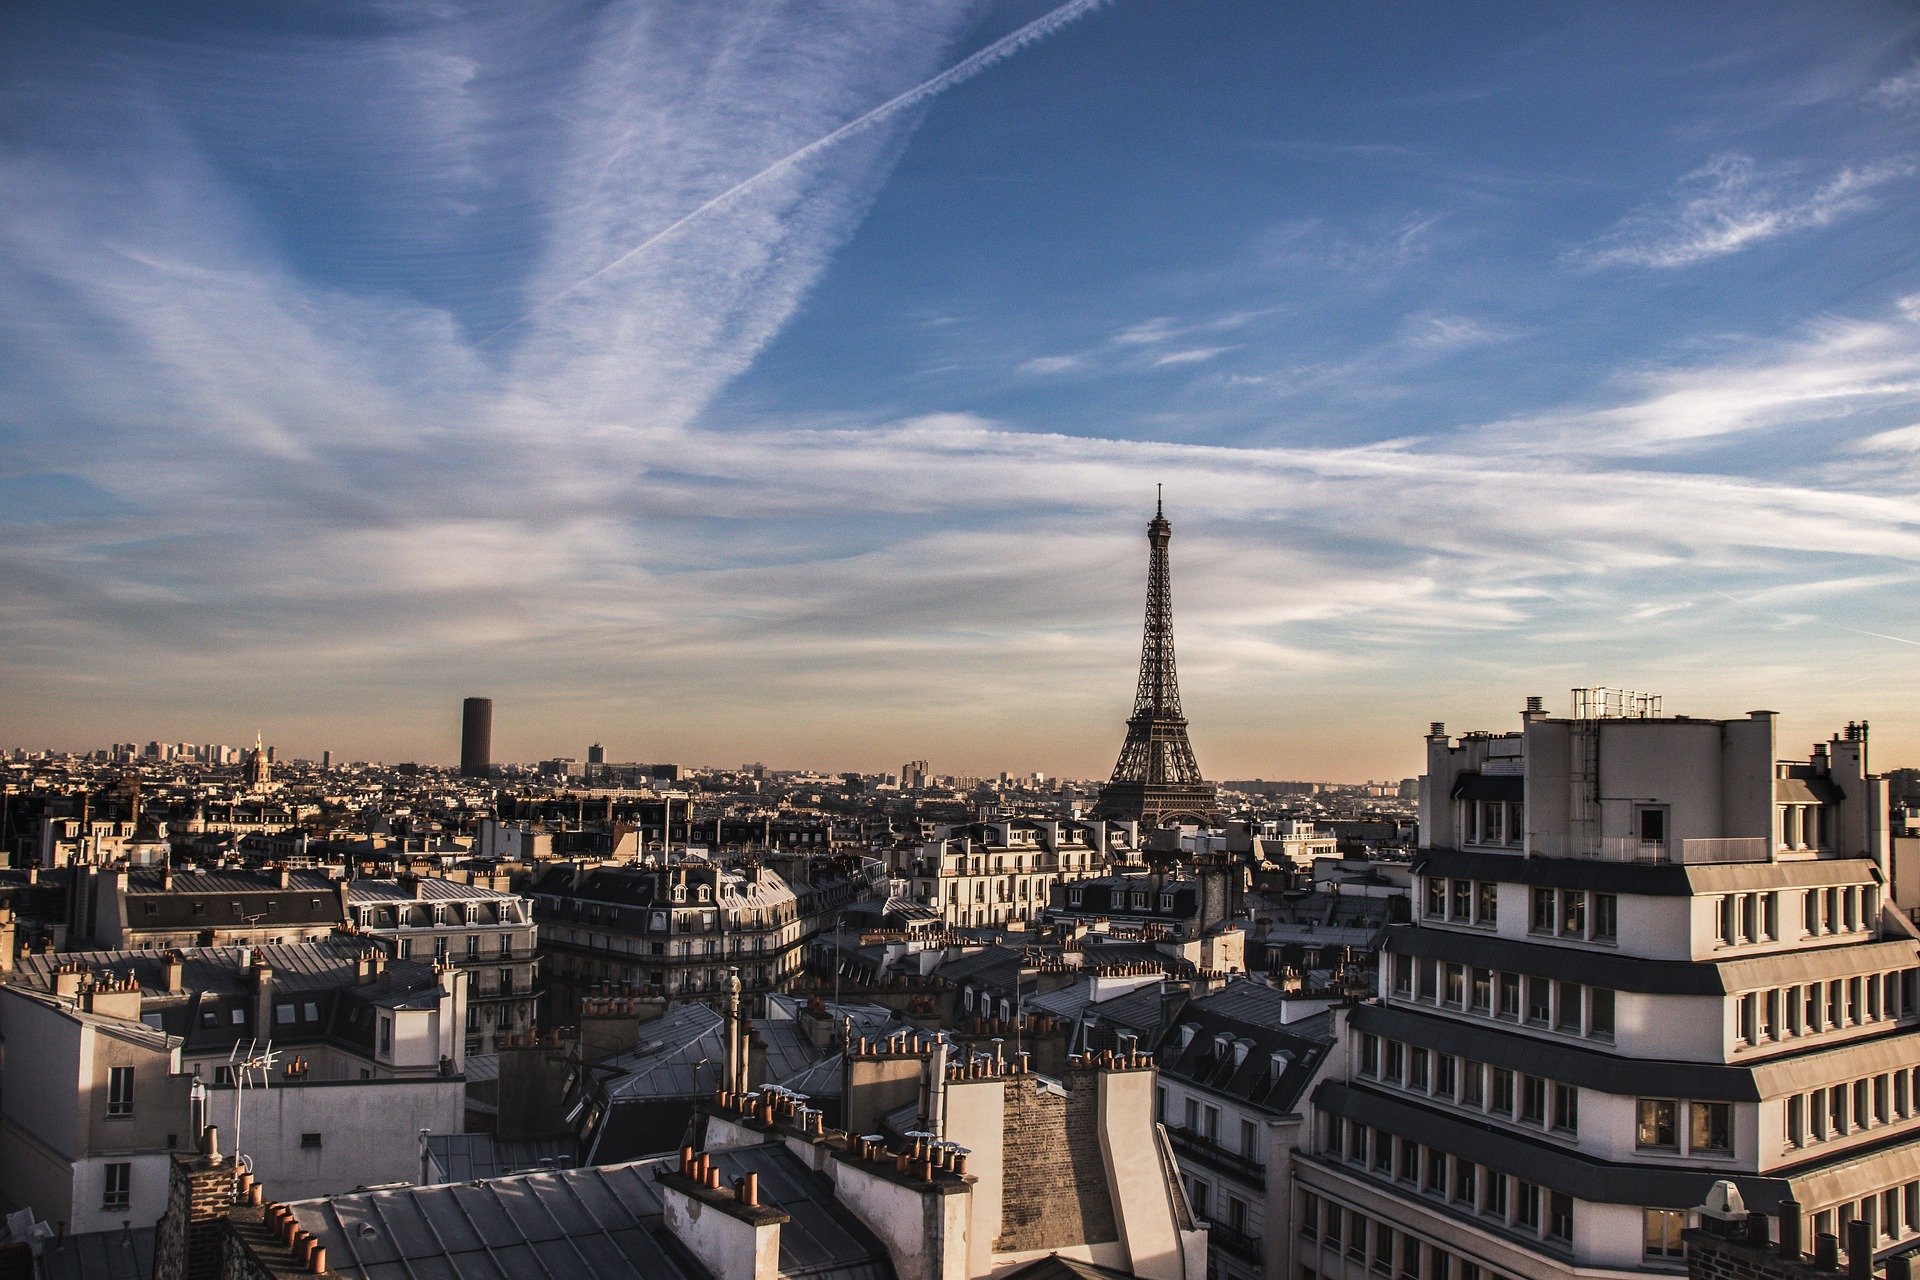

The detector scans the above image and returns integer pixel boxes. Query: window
[1462,1060,1484,1107]
[300,1132,323,1150]
[379,1015,393,1055]
[1637,1099,1678,1149]
[1548,1191,1574,1243]
[1444,964,1465,1006]
[275,1002,296,1025]
[1373,1222,1393,1275]
[1384,1040,1404,1083]
[1242,1119,1260,1158]
[1516,1182,1540,1229]
[1589,987,1615,1040]
[1477,882,1498,925]
[1471,968,1492,1013]
[1408,1047,1429,1090]
[1552,1083,1578,1133]
[1521,1076,1546,1125]
[1555,981,1582,1032]
[1593,894,1617,942]
[1526,976,1551,1025]
[1452,880,1472,919]
[1454,1160,1477,1204]
[1425,1148,1446,1193]
[1435,1054,1456,1097]
[1360,1034,1379,1076]
[1690,1101,1731,1154]
[1717,896,1736,945]
[1418,960,1437,1002]
[1490,1067,1514,1114]
[1530,888,1554,934]
[1427,879,1446,918]
[1300,1191,1320,1239]
[1392,954,1413,996]
[1561,891,1586,937]
[107,1066,134,1117]
[103,1162,131,1211]
[1498,973,1521,1019]
[1787,1095,1807,1147]
[1485,1173,1508,1218]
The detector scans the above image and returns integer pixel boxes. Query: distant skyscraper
[1093,490,1220,827]
[460,697,492,778]
[588,742,605,766]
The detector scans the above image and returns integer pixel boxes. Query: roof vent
[1694,1179,1746,1223]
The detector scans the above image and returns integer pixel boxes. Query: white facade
[1299,700,1916,1280]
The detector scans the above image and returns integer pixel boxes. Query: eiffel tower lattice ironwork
[1094,489,1220,827]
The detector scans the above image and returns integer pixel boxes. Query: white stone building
[1297,694,1915,1279]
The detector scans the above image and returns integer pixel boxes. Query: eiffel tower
[1094,489,1220,827]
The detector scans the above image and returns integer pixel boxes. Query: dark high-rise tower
[1094,491,1220,827]
[460,697,493,779]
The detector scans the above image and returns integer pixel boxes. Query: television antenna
[228,1037,280,1178]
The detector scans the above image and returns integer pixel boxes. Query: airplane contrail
[482,0,1116,345]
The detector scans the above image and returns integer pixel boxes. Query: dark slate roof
[9,939,444,1058]
[1448,773,1523,802]
[422,1134,581,1182]
[1155,979,1332,1114]
[119,867,342,930]
[1314,1080,1793,1213]
[1351,1002,1762,1102]
[292,1145,897,1280]
[38,1227,153,1280]
[1389,923,1920,996]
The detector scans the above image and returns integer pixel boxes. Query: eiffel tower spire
[1095,491,1219,827]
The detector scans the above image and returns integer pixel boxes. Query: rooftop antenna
[228,1037,279,1180]
[1156,482,1163,518]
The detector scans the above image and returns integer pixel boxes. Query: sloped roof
[1154,979,1333,1114]
[290,1145,896,1280]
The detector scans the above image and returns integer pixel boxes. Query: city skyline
[3,2,1918,778]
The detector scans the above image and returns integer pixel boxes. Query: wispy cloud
[1571,152,1912,269]
[1152,346,1232,367]
[1874,60,1920,106]
[1401,314,1516,351]
[1019,354,1083,375]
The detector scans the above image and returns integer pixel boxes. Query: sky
[2,1,1918,781]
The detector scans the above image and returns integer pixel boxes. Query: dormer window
[697,885,712,903]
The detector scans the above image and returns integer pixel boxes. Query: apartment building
[1297,693,1915,1280]
[67,864,346,950]
[529,851,885,1016]
[0,940,467,1224]
[891,818,1135,929]
[344,875,538,1053]
[1155,981,1342,1280]
[0,976,193,1235]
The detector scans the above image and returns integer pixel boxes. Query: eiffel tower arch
[1093,490,1221,827]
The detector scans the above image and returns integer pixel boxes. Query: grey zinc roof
[600,1004,727,1099]
[422,1134,581,1183]
[347,878,519,904]
[9,938,383,999]
[39,1227,154,1280]
[291,1145,896,1280]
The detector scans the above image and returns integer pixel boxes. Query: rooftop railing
[1575,837,1770,865]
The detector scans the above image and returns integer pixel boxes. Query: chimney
[657,1158,788,1280]
[163,950,185,994]
[274,864,291,890]
[250,961,276,1033]
[1427,722,1447,740]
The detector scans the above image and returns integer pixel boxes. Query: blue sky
[2,0,1918,779]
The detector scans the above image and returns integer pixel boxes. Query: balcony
[1205,1220,1263,1265]
[1573,837,1770,866]
[1164,1125,1266,1187]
